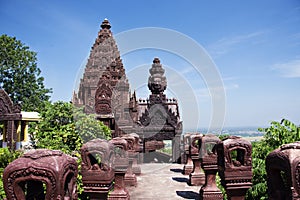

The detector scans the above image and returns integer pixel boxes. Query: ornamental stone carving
[3,149,78,200]
[81,139,115,199]
[216,136,252,200]
[266,141,300,199]
[199,134,223,200]
[188,134,205,186]
[109,137,130,200]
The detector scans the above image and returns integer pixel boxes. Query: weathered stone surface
[109,137,130,200]
[81,139,115,199]
[3,149,78,200]
[188,134,205,186]
[73,19,183,163]
[266,141,300,200]
[182,133,195,175]
[217,136,252,200]
[122,135,138,186]
[199,134,223,200]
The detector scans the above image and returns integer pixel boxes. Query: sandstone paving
[127,163,201,200]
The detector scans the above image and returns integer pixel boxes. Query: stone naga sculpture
[109,137,130,200]
[188,133,205,186]
[199,134,223,200]
[128,133,142,175]
[216,136,252,200]
[81,138,115,200]
[122,135,138,186]
[3,149,78,200]
[182,133,195,175]
[266,141,300,199]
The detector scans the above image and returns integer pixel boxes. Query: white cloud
[272,59,300,78]
[207,31,266,57]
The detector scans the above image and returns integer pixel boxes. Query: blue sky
[1,0,300,129]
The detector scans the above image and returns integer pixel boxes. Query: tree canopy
[0,34,52,111]
[31,101,111,154]
[246,119,300,199]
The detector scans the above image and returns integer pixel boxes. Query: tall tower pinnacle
[101,18,111,29]
[148,58,167,94]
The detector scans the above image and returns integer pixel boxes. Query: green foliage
[30,101,111,199]
[74,106,111,143]
[0,148,23,199]
[0,34,52,112]
[32,101,111,154]
[246,119,300,199]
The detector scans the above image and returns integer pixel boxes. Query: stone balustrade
[81,138,115,200]
[3,149,78,200]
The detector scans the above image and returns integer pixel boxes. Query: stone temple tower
[73,19,131,137]
[73,19,121,113]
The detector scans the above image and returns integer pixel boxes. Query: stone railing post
[109,137,130,200]
[3,149,78,200]
[129,133,142,175]
[81,139,115,200]
[266,141,300,199]
[199,134,223,200]
[122,135,138,186]
[189,134,205,186]
[216,136,252,200]
[183,133,194,175]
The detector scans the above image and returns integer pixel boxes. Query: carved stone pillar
[266,142,300,199]
[183,133,193,175]
[216,136,252,200]
[109,137,130,200]
[81,139,115,199]
[122,135,137,186]
[129,133,142,175]
[189,134,205,186]
[199,134,223,200]
[3,149,78,200]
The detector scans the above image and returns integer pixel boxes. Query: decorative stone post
[199,134,223,200]
[81,139,115,200]
[129,133,142,175]
[109,137,130,200]
[216,136,252,200]
[3,149,78,200]
[189,134,205,186]
[183,133,194,175]
[122,135,137,186]
[266,142,300,199]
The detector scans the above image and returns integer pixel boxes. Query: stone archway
[0,89,22,150]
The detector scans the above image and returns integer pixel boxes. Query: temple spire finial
[101,18,111,29]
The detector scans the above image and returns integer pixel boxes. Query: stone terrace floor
[127,163,201,200]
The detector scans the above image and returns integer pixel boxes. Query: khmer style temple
[73,19,183,162]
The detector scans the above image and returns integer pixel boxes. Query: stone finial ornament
[122,135,138,186]
[199,134,223,200]
[266,141,300,199]
[109,137,130,200]
[182,133,196,175]
[148,58,167,94]
[189,134,205,186]
[3,149,78,200]
[81,139,115,199]
[216,136,252,200]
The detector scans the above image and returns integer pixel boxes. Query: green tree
[32,101,111,154]
[30,101,111,199]
[0,34,52,111]
[246,119,300,199]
